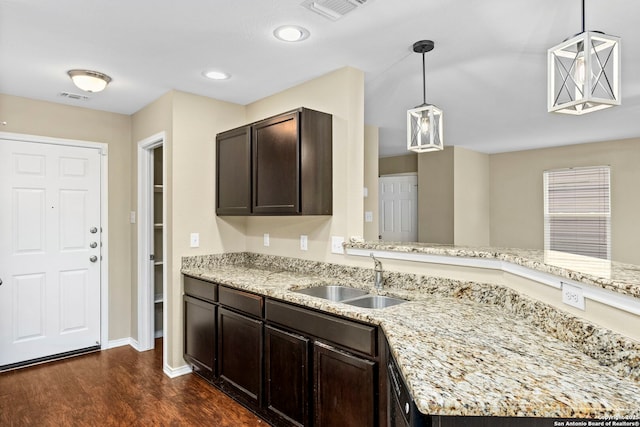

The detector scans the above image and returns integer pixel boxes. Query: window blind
[543,166,611,260]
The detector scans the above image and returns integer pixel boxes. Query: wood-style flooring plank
[0,339,265,426]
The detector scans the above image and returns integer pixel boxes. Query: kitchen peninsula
[181,250,640,424]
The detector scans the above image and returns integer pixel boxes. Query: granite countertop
[345,241,640,300]
[181,253,640,419]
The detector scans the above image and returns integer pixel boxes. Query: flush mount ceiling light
[407,40,443,153]
[67,69,112,93]
[548,0,621,115]
[273,25,310,42]
[203,70,231,80]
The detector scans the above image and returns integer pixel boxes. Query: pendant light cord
[581,0,585,33]
[422,52,427,105]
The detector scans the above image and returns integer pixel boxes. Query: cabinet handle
[90,242,98,248]
[90,227,98,233]
[89,256,98,263]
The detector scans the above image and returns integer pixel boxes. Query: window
[543,166,611,260]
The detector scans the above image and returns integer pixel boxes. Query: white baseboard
[164,363,192,378]
[106,337,139,350]
[105,337,190,379]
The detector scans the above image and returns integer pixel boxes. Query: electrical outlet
[264,233,270,247]
[331,236,345,254]
[190,233,199,248]
[364,211,373,222]
[129,211,136,224]
[561,282,585,310]
[300,235,308,251]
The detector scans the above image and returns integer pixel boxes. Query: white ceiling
[1,0,639,156]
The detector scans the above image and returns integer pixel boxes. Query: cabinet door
[217,307,263,404]
[252,111,299,214]
[265,326,309,427]
[314,342,376,427]
[183,296,216,381]
[216,126,251,215]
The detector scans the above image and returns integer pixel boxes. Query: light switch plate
[300,235,308,251]
[190,233,199,248]
[364,211,373,222]
[129,211,136,224]
[264,233,270,247]
[331,236,345,254]
[363,187,368,198]
[561,282,585,310]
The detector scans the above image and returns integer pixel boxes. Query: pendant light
[547,0,620,115]
[407,40,443,153]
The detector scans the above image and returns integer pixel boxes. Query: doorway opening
[137,133,166,358]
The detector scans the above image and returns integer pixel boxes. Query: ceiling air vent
[59,92,90,101]
[301,0,370,21]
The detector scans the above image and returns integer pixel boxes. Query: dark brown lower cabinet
[314,341,376,427]
[184,282,382,427]
[265,325,310,426]
[183,295,216,381]
[217,307,263,405]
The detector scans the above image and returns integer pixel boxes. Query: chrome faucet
[370,253,385,290]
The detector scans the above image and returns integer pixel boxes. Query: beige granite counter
[181,253,640,419]
[345,241,640,300]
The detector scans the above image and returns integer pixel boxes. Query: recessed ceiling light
[203,70,231,80]
[273,25,310,42]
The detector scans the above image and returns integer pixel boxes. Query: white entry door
[0,139,102,367]
[379,175,418,242]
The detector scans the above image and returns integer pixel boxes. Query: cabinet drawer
[184,275,217,303]
[219,286,263,318]
[266,300,376,357]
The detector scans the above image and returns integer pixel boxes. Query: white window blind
[543,166,611,260]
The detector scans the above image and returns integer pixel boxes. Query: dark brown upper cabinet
[216,107,332,216]
[216,126,252,215]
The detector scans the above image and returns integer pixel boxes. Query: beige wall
[490,137,640,264]
[454,147,490,246]
[416,146,490,246]
[418,147,454,243]
[244,67,365,262]
[364,125,380,241]
[0,94,133,341]
[379,153,417,176]
[169,91,247,366]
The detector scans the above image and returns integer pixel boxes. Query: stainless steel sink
[293,285,369,302]
[343,295,406,309]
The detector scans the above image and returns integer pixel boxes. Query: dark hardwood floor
[0,339,265,426]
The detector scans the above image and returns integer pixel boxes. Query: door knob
[90,227,98,234]
[89,256,98,263]
[90,242,98,248]
[0,278,3,286]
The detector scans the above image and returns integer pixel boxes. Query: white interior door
[379,175,418,242]
[0,139,102,367]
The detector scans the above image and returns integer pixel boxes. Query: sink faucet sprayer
[370,253,385,290]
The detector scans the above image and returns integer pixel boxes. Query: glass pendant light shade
[407,40,443,153]
[407,104,443,152]
[547,5,621,115]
